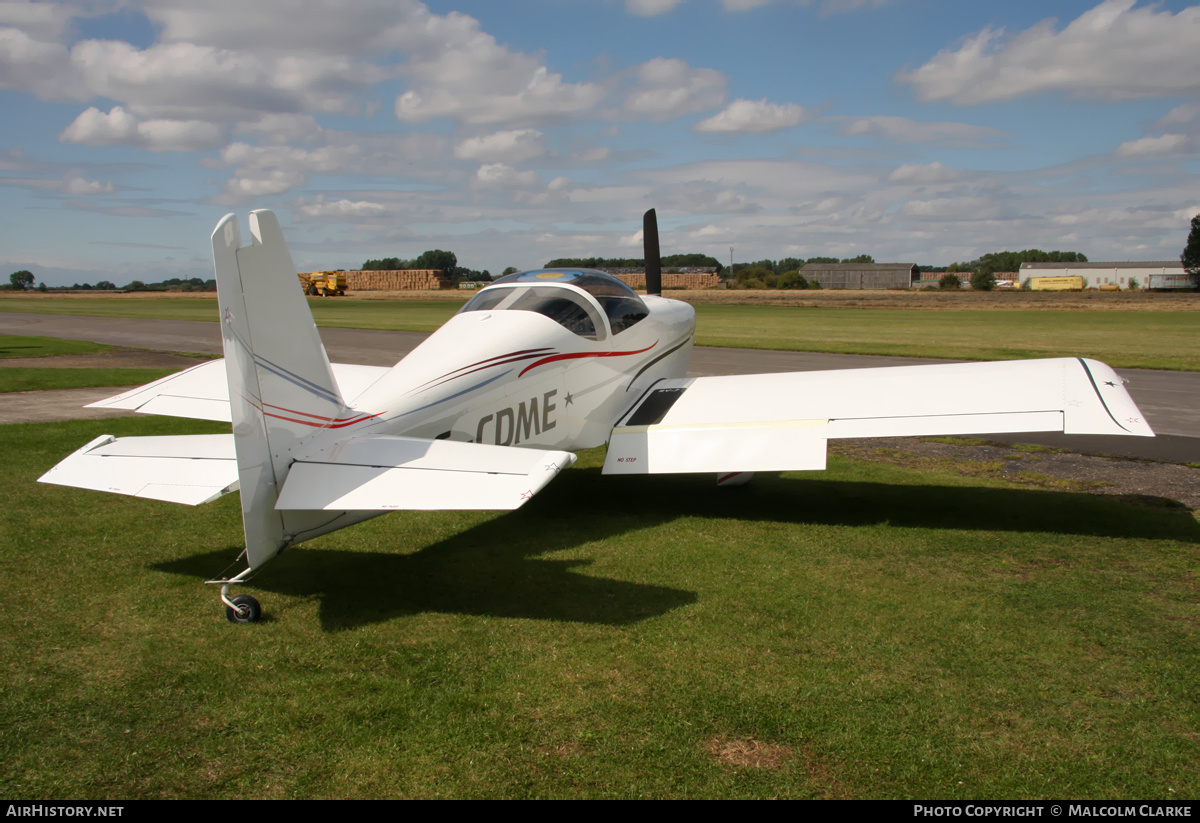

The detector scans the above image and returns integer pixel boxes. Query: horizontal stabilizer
[276,436,576,511]
[604,358,1153,475]
[84,360,391,423]
[38,434,238,506]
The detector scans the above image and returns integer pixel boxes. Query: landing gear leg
[206,567,261,623]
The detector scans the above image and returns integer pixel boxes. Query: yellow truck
[297,271,347,296]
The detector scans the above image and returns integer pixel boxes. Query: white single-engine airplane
[40,210,1154,622]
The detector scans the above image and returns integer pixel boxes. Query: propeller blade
[643,208,662,296]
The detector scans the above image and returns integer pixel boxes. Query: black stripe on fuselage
[625,386,688,426]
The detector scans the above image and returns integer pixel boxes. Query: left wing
[603,357,1152,475]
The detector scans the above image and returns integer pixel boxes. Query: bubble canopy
[459,269,649,340]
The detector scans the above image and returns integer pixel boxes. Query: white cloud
[887,161,961,184]
[395,10,602,126]
[572,146,611,164]
[59,105,140,144]
[814,0,894,15]
[293,195,387,219]
[474,163,540,188]
[899,0,1200,104]
[142,0,420,53]
[221,141,365,174]
[1157,103,1200,127]
[690,224,724,239]
[694,98,806,134]
[220,168,307,199]
[0,0,77,40]
[838,115,1008,145]
[1113,133,1187,157]
[68,39,373,122]
[59,106,226,152]
[623,58,726,120]
[235,113,324,143]
[626,0,686,15]
[899,197,1012,221]
[0,25,82,99]
[134,118,227,153]
[721,0,774,10]
[713,0,896,11]
[454,129,545,164]
[62,176,116,195]
[5,2,476,148]
[0,173,116,195]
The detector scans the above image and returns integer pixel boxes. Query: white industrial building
[1019,261,1193,290]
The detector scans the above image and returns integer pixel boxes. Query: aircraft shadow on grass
[155,467,1200,631]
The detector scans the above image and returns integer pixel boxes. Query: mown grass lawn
[691,305,1200,371]
[4,417,1196,799]
[0,335,112,358]
[0,367,178,393]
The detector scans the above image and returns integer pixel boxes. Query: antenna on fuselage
[643,208,662,296]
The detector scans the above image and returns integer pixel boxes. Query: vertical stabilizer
[212,210,351,569]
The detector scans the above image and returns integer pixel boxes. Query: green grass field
[0,335,112,358]
[2,297,1197,369]
[4,417,1196,799]
[693,305,1200,371]
[0,368,177,393]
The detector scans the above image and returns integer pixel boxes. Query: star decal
[1066,399,1083,407]
[563,392,574,406]
[1126,417,1141,424]
[544,461,561,475]
[223,307,233,323]
[520,490,533,500]
[1104,381,1118,387]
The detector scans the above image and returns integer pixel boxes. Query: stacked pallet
[614,272,721,290]
[344,269,452,290]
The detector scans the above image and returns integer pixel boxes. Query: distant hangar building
[800,263,918,290]
[1020,261,1193,290]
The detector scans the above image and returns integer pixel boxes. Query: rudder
[212,210,356,569]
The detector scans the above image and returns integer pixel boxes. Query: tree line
[544,253,724,271]
[361,249,497,283]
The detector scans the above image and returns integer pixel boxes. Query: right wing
[84,359,392,423]
[603,357,1153,475]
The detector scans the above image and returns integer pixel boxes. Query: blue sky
[2,0,1198,286]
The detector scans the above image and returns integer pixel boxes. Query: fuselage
[343,270,695,452]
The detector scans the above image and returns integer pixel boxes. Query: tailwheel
[225,594,261,623]
[208,568,260,624]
